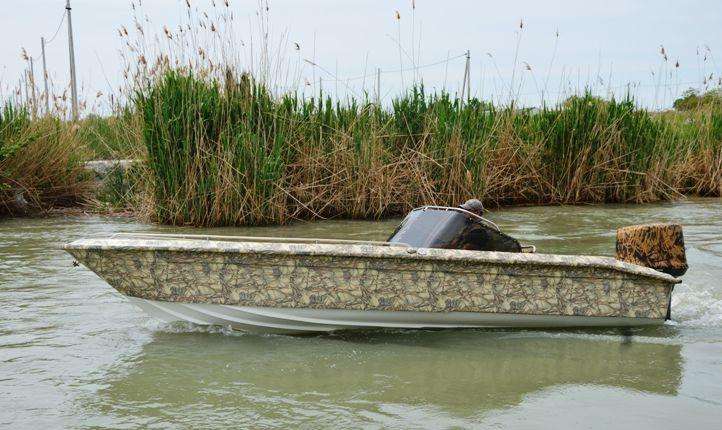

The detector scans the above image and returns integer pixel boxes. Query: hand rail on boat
[413,206,501,232]
[110,232,411,247]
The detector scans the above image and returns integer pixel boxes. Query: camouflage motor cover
[616,223,687,277]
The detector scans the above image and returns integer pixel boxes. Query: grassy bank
[134,70,722,226]
[0,105,92,216]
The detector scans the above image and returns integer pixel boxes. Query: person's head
[460,198,484,215]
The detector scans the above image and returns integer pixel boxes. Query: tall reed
[135,69,722,226]
[0,103,92,215]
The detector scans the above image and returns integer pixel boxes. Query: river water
[1,199,721,429]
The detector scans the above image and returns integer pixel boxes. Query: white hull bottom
[128,297,663,334]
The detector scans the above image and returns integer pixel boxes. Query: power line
[376,53,467,76]
[44,9,67,45]
[513,79,714,97]
[308,52,467,83]
[23,8,66,61]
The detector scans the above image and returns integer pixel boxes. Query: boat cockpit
[388,199,535,253]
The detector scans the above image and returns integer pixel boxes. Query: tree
[673,88,722,111]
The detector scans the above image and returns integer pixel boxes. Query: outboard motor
[616,223,688,321]
[616,223,688,277]
[388,199,531,253]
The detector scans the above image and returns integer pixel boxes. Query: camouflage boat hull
[64,237,680,333]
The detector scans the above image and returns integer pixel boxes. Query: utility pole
[466,52,472,98]
[41,37,50,115]
[376,68,381,105]
[22,70,29,109]
[460,50,470,107]
[29,58,37,118]
[66,0,79,120]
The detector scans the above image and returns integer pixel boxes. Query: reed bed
[75,111,143,159]
[135,70,722,226]
[0,104,93,215]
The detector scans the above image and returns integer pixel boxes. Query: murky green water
[2,199,722,428]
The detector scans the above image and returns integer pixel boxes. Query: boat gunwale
[63,236,680,284]
[108,232,411,247]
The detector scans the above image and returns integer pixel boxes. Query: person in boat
[388,198,524,252]
[459,198,485,216]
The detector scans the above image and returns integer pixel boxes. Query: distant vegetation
[75,112,141,159]
[673,89,722,111]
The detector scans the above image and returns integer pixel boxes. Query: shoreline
[6,193,719,227]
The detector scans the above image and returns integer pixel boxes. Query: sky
[1,0,721,114]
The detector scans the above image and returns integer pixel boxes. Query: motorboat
[64,200,688,334]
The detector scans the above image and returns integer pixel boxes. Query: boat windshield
[388,207,524,252]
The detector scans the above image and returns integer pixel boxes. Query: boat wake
[672,283,722,327]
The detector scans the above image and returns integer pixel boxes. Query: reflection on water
[2,199,722,428]
[84,329,683,428]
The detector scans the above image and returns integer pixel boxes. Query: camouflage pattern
[616,223,688,277]
[64,238,679,320]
